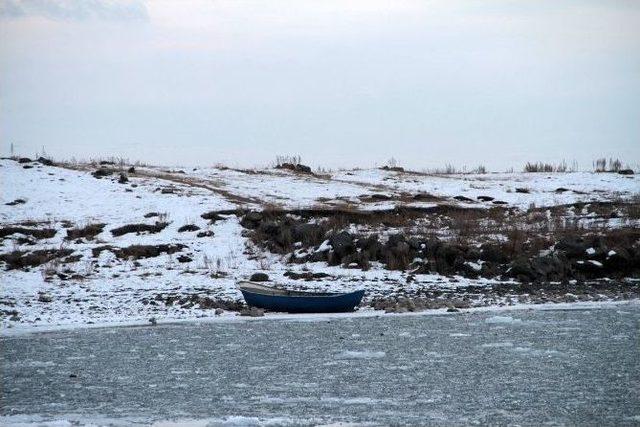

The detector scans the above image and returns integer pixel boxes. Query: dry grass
[66,223,105,240]
[111,222,169,237]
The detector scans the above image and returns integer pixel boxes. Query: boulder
[530,254,569,282]
[240,211,263,229]
[250,272,269,282]
[329,231,354,260]
[509,257,534,281]
[556,237,590,258]
[239,307,265,317]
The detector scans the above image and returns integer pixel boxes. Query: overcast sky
[1,0,639,170]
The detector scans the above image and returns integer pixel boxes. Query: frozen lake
[2,304,639,426]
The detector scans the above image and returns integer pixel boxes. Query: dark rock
[161,187,174,194]
[556,237,589,258]
[201,211,225,223]
[480,244,508,263]
[22,165,33,169]
[99,160,115,165]
[239,307,265,317]
[5,199,26,206]
[492,200,509,205]
[515,187,530,193]
[433,245,465,274]
[250,272,269,282]
[509,257,534,281]
[241,211,263,229]
[604,247,633,271]
[177,255,192,263]
[18,157,32,163]
[477,196,494,202]
[284,271,330,280]
[329,231,354,260]
[197,230,215,238]
[37,157,54,166]
[38,294,53,303]
[127,166,136,174]
[118,173,128,184]
[92,168,113,178]
[555,187,570,193]
[618,169,634,175]
[530,254,569,282]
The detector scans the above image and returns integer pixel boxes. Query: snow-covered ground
[1,158,638,333]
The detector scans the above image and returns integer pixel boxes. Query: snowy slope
[1,158,639,332]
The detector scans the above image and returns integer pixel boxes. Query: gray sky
[1,0,639,170]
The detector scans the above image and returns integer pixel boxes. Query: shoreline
[3,298,638,338]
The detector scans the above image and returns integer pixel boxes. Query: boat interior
[237,281,347,297]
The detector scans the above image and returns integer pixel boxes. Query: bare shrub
[275,155,301,167]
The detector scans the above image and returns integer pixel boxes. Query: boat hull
[240,288,365,313]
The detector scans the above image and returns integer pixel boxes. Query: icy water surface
[2,305,640,426]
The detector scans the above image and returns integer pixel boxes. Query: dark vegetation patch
[91,244,186,259]
[0,248,74,270]
[178,224,200,233]
[37,157,54,166]
[274,155,313,175]
[380,165,405,172]
[239,202,640,283]
[275,163,313,174]
[66,223,105,240]
[0,227,56,240]
[92,167,114,178]
[118,173,128,184]
[111,222,169,237]
[200,211,229,224]
[114,244,186,260]
[144,212,160,218]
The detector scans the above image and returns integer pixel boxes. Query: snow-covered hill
[1,157,639,332]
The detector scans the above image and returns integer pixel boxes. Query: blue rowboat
[238,281,365,313]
